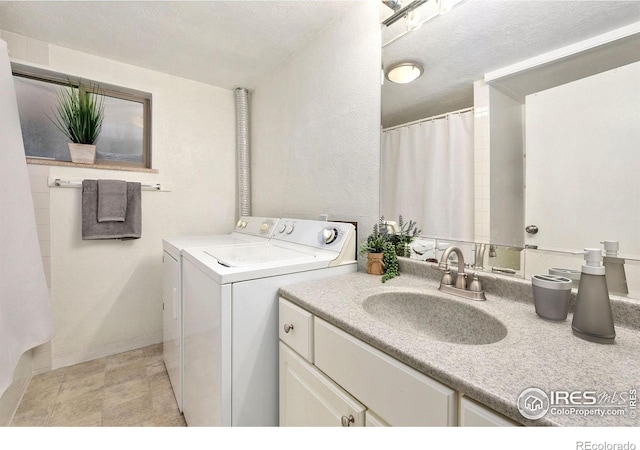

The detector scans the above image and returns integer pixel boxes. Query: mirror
[379,0,640,298]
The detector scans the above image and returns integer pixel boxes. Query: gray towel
[82,180,141,240]
[97,179,127,222]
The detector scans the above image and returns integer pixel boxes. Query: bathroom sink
[362,291,507,345]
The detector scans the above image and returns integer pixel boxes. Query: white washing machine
[161,216,278,412]
[181,218,357,426]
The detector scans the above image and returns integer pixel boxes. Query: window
[12,66,152,169]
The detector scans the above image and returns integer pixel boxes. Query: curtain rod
[49,178,163,191]
[382,107,474,132]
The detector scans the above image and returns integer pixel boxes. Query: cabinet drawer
[314,317,457,426]
[460,396,519,427]
[279,298,314,362]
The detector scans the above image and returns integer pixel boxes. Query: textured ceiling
[3,1,640,128]
[382,0,640,127]
[0,0,353,90]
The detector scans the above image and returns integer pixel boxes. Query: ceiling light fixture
[385,63,423,84]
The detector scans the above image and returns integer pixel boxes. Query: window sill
[26,157,159,174]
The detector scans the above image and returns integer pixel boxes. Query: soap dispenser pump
[571,248,616,344]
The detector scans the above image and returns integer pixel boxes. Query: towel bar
[50,178,162,191]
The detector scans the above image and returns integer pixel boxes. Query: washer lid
[204,244,316,267]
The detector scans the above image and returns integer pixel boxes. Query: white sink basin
[362,291,507,345]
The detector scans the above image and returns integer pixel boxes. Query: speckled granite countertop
[278,259,640,427]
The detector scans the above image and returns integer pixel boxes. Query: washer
[181,218,357,426]
[161,216,278,412]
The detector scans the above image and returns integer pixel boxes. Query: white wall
[251,1,381,269]
[4,33,237,369]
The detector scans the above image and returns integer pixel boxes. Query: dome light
[385,63,423,84]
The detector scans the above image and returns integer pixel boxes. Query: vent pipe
[235,87,251,217]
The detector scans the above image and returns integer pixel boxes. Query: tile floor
[10,343,186,427]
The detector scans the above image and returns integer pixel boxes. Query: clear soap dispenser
[571,248,616,344]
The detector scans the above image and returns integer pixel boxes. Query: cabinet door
[279,342,365,427]
[366,411,390,427]
[460,396,519,427]
[162,251,181,411]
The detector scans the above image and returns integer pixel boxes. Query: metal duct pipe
[235,87,251,217]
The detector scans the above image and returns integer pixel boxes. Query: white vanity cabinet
[279,297,457,426]
[278,297,519,427]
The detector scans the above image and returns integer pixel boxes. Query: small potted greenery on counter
[360,216,400,283]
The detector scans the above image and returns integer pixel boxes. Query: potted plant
[50,78,105,164]
[360,216,400,282]
[390,215,421,258]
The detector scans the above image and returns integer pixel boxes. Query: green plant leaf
[47,78,105,144]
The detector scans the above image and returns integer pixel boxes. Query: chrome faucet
[439,246,468,289]
[437,246,495,301]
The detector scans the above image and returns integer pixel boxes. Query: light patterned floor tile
[104,377,150,408]
[10,343,185,427]
[49,389,103,426]
[102,393,153,427]
[56,372,105,404]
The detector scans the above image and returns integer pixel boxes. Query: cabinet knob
[283,323,294,333]
[341,415,355,427]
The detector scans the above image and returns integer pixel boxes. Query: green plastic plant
[359,216,391,255]
[360,216,400,283]
[49,79,105,145]
[381,241,399,283]
[390,215,421,258]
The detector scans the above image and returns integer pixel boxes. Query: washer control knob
[278,224,286,233]
[285,225,295,235]
[242,221,248,228]
[260,223,270,233]
[236,220,244,228]
[322,227,338,244]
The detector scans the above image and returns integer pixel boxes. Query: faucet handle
[469,273,483,292]
[472,271,498,282]
[441,269,454,286]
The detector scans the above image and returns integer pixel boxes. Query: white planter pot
[68,143,96,164]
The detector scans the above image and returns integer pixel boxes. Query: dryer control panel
[234,216,279,237]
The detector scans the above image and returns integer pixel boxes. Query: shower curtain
[0,39,54,396]
[380,110,474,242]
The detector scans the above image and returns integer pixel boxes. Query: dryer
[181,218,357,426]
[161,216,278,411]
